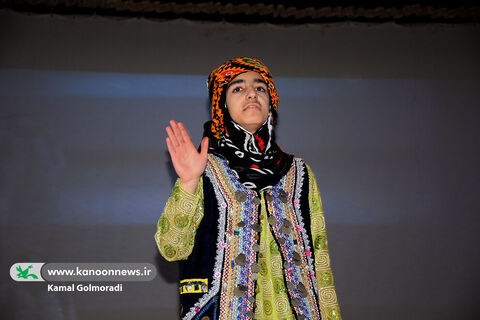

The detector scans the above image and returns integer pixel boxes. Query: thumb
[200,137,209,158]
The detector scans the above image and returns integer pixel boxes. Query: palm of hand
[166,120,209,184]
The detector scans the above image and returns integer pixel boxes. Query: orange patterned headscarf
[207,57,279,139]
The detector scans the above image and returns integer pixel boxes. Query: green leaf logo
[10,263,45,282]
[16,265,38,279]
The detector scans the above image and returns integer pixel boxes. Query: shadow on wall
[155,249,179,285]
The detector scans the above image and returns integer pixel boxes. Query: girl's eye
[256,86,266,92]
[232,87,242,93]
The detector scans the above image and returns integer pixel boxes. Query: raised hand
[166,120,209,193]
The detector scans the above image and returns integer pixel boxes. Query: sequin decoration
[174,213,190,229]
[158,216,170,233]
[314,233,328,250]
[319,271,334,286]
[270,240,280,255]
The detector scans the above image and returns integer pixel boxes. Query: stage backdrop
[1,10,479,320]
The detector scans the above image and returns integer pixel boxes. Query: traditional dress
[155,58,341,320]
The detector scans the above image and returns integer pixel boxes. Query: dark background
[1,8,479,320]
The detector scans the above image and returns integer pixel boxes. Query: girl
[155,57,341,320]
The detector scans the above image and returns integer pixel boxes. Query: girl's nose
[246,86,257,99]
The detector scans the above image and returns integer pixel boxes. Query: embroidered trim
[290,158,321,319]
[180,279,209,294]
[182,156,227,320]
[193,296,219,320]
[269,179,309,318]
[266,159,321,320]
[210,155,258,320]
[209,155,238,319]
[293,158,319,295]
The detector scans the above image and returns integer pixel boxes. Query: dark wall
[1,10,479,320]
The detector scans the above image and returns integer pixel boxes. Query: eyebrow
[228,78,266,88]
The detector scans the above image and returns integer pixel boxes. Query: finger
[170,120,185,144]
[177,122,193,145]
[166,137,176,156]
[166,126,180,147]
[200,137,209,158]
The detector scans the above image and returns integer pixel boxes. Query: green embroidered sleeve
[155,177,204,262]
[306,164,342,320]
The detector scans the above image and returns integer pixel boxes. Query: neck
[234,117,270,135]
[235,123,257,135]
[227,115,273,154]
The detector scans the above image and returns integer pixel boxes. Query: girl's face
[225,71,270,133]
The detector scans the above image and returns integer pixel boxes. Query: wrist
[179,177,200,194]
